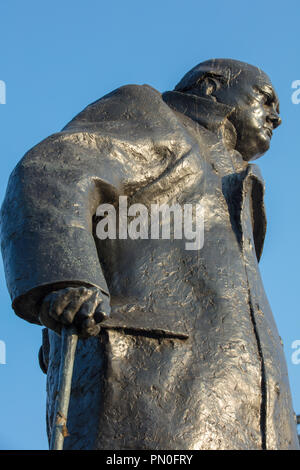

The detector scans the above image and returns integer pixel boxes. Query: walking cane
[50,325,78,450]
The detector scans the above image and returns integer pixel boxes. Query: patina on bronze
[1,59,299,450]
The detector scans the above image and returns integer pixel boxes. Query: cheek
[243,105,266,133]
[253,105,266,122]
[229,105,266,141]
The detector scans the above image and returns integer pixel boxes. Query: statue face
[215,71,281,161]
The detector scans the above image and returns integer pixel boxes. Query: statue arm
[0,132,123,325]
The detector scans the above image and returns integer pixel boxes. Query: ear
[193,72,224,100]
[197,76,222,99]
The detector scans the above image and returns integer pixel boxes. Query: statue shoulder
[63,84,163,131]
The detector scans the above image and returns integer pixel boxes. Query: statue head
[175,59,281,161]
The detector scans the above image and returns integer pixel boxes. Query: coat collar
[162,90,237,151]
[243,164,266,262]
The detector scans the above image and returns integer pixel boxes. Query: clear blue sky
[0,0,299,450]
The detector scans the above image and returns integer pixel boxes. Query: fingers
[49,287,91,324]
[38,286,110,339]
[74,290,103,338]
[94,294,111,323]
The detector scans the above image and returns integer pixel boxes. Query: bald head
[175,58,271,93]
[174,58,281,161]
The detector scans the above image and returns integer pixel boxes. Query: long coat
[1,84,298,449]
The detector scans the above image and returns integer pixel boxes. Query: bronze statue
[1,58,299,449]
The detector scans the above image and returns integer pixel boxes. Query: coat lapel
[242,164,266,262]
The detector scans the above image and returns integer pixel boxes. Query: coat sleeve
[0,131,125,324]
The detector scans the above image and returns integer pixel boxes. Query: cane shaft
[50,326,78,450]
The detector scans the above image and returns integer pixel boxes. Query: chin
[254,135,271,159]
[240,134,271,161]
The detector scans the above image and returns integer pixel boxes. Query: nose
[267,111,282,129]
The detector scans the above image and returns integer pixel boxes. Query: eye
[253,86,273,106]
[262,92,273,106]
[253,86,280,114]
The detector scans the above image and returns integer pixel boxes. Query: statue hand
[39,286,110,338]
